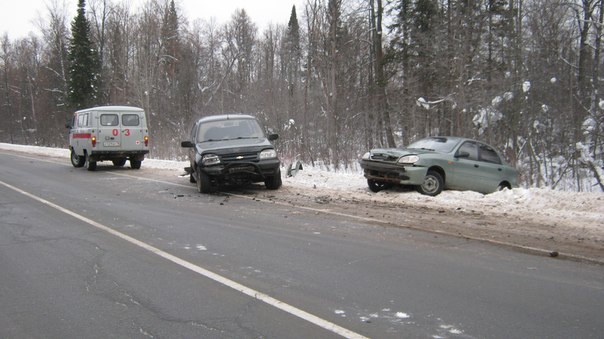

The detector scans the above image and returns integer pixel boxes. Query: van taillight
[91,136,97,147]
[144,135,149,146]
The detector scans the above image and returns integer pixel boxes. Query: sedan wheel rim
[422,176,438,193]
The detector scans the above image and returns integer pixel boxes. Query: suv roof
[196,114,255,124]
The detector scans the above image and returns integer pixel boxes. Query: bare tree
[0,35,16,143]
[370,0,396,147]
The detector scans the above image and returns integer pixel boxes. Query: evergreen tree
[160,0,179,80]
[284,5,301,94]
[68,0,99,109]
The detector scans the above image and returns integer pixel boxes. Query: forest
[0,0,603,192]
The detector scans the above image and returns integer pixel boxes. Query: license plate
[229,165,254,173]
[103,141,120,147]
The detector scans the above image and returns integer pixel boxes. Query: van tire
[113,159,127,167]
[85,152,97,171]
[70,148,85,168]
[130,159,142,169]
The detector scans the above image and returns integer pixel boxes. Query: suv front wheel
[265,169,282,190]
[196,169,215,193]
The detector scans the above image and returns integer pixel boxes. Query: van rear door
[97,113,121,150]
[120,113,145,150]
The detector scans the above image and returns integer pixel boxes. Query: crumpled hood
[369,147,434,159]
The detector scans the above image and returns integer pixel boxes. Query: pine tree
[284,5,301,94]
[68,0,99,109]
[160,0,179,81]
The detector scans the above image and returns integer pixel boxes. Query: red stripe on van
[72,133,92,139]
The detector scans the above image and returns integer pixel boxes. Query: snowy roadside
[285,167,604,233]
[2,143,603,261]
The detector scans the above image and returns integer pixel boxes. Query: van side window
[122,114,140,126]
[77,113,89,127]
[100,114,119,126]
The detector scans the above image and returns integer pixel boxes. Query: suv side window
[479,144,502,164]
[457,141,478,161]
[101,114,119,126]
[191,123,198,142]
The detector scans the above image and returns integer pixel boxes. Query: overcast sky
[0,0,302,39]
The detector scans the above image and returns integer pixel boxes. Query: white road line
[112,172,602,264]
[0,179,368,339]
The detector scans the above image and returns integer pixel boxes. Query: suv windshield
[407,137,461,153]
[197,118,265,142]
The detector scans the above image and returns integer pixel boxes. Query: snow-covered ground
[1,142,602,234]
[286,167,604,233]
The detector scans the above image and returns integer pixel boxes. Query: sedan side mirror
[268,133,279,141]
[455,151,470,158]
[181,141,194,148]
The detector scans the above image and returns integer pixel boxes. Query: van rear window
[100,114,119,126]
[122,114,140,126]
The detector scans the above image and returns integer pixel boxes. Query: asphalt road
[1,151,603,339]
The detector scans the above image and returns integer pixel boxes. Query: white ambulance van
[68,106,149,171]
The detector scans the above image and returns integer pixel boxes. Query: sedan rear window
[479,145,502,164]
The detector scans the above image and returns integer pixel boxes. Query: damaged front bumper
[360,159,427,186]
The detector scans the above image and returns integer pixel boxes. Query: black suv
[181,114,282,193]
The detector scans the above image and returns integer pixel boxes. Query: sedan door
[475,142,507,192]
[448,141,486,192]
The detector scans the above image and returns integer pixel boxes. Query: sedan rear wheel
[416,170,443,196]
[367,179,392,193]
[498,182,511,191]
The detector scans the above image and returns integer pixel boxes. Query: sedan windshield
[197,118,265,142]
[407,137,461,153]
